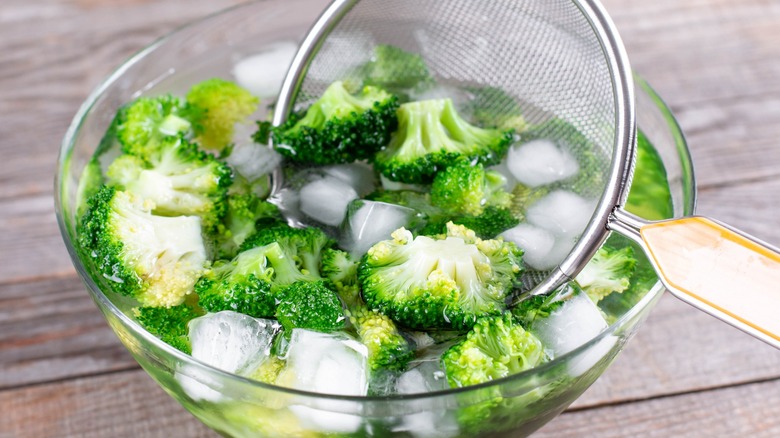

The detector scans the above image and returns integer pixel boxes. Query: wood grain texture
[538,378,780,437]
[2,0,780,436]
[0,369,216,438]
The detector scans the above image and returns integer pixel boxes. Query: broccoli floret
[576,245,636,303]
[186,78,259,151]
[441,313,544,388]
[240,223,335,278]
[320,248,361,307]
[421,206,520,240]
[357,44,433,98]
[275,280,346,333]
[272,81,399,165]
[216,192,282,259]
[431,157,512,216]
[133,303,203,353]
[374,98,513,184]
[509,182,549,222]
[196,227,332,318]
[349,306,413,372]
[625,129,674,221]
[511,289,567,329]
[358,223,523,330]
[76,157,105,220]
[465,86,528,132]
[77,186,207,307]
[106,136,233,231]
[246,355,286,385]
[115,95,192,160]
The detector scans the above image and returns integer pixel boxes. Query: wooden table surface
[2,0,780,436]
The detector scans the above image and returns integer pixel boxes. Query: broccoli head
[625,129,674,221]
[349,305,413,372]
[215,192,282,259]
[374,98,513,184]
[511,289,567,329]
[272,81,399,165]
[195,236,330,318]
[115,95,192,160]
[431,157,513,216]
[77,186,207,307]
[421,206,520,240]
[320,248,361,307]
[275,280,346,333]
[465,85,528,132]
[357,44,433,98]
[186,78,259,151]
[358,223,523,330]
[441,313,544,388]
[575,245,637,303]
[239,223,335,278]
[134,303,204,353]
[106,135,233,231]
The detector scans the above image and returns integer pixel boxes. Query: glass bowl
[54,1,696,436]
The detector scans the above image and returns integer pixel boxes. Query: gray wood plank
[539,378,780,437]
[0,369,216,438]
[0,275,137,390]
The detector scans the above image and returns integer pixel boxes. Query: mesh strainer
[272,0,780,349]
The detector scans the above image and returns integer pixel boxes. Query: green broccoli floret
[509,183,549,222]
[358,223,523,330]
[511,289,567,329]
[275,280,346,333]
[357,45,433,98]
[320,248,361,307]
[431,157,512,216]
[194,244,286,318]
[239,223,335,278]
[246,355,287,385]
[195,231,330,318]
[77,186,207,307]
[374,98,513,184]
[133,303,204,353]
[625,129,674,221]
[421,206,520,240]
[186,78,259,151]
[76,157,105,220]
[106,136,233,231]
[465,86,528,132]
[576,245,636,303]
[115,95,192,160]
[272,81,399,165]
[349,306,413,372]
[216,192,282,259]
[441,313,544,388]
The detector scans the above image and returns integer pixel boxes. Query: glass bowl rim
[53,1,697,403]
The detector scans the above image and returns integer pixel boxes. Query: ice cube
[531,291,616,376]
[226,125,282,183]
[299,176,359,227]
[279,329,369,434]
[340,200,416,257]
[409,83,473,112]
[526,190,595,238]
[323,163,376,197]
[500,224,556,270]
[232,41,298,98]
[506,139,579,187]
[188,311,281,376]
[279,329,369,395]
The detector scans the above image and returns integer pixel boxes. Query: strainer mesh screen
[296,0,616,199]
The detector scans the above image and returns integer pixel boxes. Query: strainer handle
[609,208,780,350]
